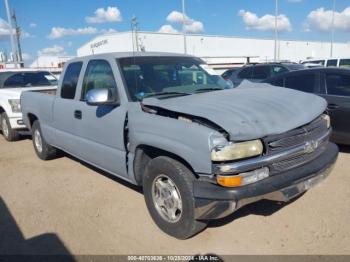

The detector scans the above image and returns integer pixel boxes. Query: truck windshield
[2,71,58,88]
[118,56,230,101]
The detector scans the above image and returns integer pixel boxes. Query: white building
[30,55,74,69]
[77,31,350,71]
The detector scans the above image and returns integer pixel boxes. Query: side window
[61,62,83,99]
[251,66,270,80]
[238,67,253,79]
[4,73,25,87]
[326,59,337,67]
[81,60,117,100]
[285,74,315,93]
[326,74,350,97]
[339,59,350,68]
[271,66,288,77]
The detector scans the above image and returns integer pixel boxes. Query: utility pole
[12,10,24,67]
[4,0,18,67]
[274,0,279,62]
[131,16,139,52]
[182,0,187,54]
[330,0,336,58]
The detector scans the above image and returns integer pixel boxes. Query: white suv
[0,69,57,141]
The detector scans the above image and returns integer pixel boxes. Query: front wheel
[143,156,207,239]
[32,120,57,160]
[0,112,19,142]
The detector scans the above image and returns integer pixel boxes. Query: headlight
[8,99,21,113]
[322,114,331,129]
[211,140,263,161]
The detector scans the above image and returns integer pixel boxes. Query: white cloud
[165,10,204,33]
[304,7,350,32]
[0,18,31,39]
[29,23,37,28]
[86,6,122,24]
[38,45,65,56]
[100,28,118,34]
[22,53,32,61]
[158,24,179,34]
[238,10,292,32]
[48,26,98,39]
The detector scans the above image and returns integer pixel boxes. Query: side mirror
[85,88,119,106]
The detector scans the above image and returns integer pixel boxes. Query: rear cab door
[319,71,350,144]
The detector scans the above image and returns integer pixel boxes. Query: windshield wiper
[195,87,224,93]
[143,91,192,99]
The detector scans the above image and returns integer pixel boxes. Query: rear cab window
[61,62,83,99]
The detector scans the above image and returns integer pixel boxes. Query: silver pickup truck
[21,52,338,239]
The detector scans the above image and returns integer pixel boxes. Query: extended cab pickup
[21,52,338,239]
[0,69,57,141]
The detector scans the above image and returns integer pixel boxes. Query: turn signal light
[217,175,242,187]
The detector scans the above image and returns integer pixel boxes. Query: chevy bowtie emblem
[304,140,319,154]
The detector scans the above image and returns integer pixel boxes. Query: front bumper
[9,116,26,130]
[193,142,338,220]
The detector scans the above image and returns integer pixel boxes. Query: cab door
[73,59,128,177]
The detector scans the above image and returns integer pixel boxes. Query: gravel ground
[0,136,349,255]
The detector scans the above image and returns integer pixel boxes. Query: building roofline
[77,30,350,52]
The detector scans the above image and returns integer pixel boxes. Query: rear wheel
[143,156,207,239]
[32,120,57,160]
[0,112,19,142]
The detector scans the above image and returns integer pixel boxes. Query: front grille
[264,116,329,174]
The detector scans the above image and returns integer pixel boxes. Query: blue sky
[0,0,349,63]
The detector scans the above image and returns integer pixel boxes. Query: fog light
[217,167,269,187]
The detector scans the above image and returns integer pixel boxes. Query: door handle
[74,110,82,119]
[327,104,340,110]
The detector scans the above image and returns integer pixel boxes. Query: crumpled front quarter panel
[127,103,221,175]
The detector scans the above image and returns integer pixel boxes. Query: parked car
[21,52,338,239]
[227,63,306,86]
[221,67,241,80]
[301,58,350,68]
[264,67,350,145]
[0,69,57,141]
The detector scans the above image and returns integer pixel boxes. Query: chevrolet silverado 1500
[20,52,338,239]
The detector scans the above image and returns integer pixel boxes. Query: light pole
[330,0,336,57]
[274,0,279,62]
[182,0,187,54]
[4,0,18,67]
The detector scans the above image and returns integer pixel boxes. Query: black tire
[0,112,19,142]
[143,156,207,239]
[32,120,57,160]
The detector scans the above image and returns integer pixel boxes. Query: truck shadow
[0,197,74,258]
[208,196,303,228]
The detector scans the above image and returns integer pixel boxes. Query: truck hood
[142,84,327,141]
[0,86,57,99]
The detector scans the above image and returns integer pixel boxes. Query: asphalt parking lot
[0,135,350,255]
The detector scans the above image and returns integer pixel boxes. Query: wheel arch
[133,144,198,186]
